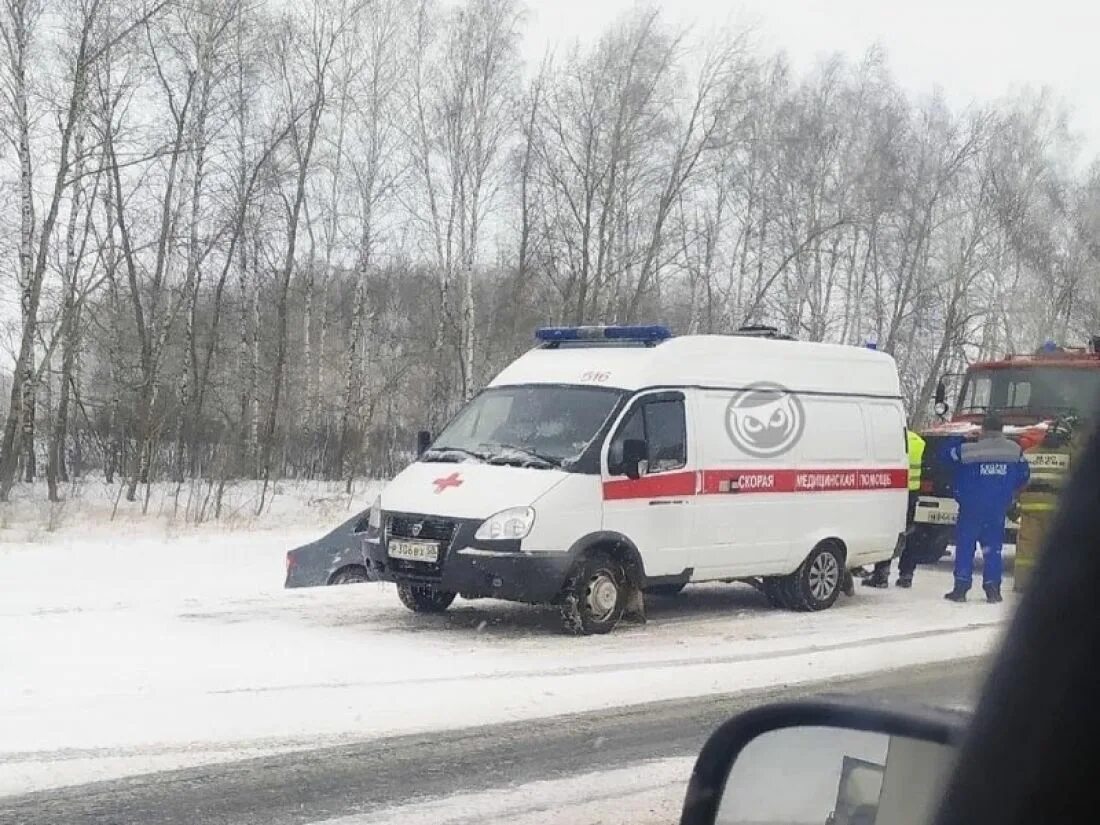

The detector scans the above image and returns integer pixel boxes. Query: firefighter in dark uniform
[863,429,926,588]
[1015,416,1080,591]
[941,414,1030,603]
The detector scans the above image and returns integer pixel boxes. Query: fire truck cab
[910,340,1100,561]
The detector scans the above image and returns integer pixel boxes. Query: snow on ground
[0,476,381,540]
[0,516,1009,797]
[317,757,694,825]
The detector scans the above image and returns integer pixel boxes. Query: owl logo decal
[725,382,805,458]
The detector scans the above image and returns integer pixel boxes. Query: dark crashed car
[285,511,371,587]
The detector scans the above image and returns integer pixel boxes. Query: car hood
[380,461,569,520]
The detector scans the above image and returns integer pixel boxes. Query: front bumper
[365,513,574,604]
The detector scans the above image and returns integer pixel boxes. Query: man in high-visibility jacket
[863,428,926,588]
[1015,416,1079,591]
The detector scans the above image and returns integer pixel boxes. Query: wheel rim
[808,552,840,601]
[585,570,619,621]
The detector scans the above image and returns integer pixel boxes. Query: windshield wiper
[490,443,561,468]
[422,446,489,463]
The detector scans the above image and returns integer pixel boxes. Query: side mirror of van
[416,430,432,456]
[934,380,949,419]
[621,439,648,480]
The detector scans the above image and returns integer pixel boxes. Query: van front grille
[386,515,457,544]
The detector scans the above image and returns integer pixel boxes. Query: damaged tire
[397,583,456,613]
[560,551,627,635]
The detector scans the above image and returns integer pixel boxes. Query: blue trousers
[954,508,1006,588]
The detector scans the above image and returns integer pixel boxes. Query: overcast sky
[523,0,1100,156]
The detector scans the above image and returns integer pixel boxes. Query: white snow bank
[0,529,1008,797]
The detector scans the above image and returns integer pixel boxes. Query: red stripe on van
[602,467,907,501]
[602,471,696,501]
[702,468,907,494]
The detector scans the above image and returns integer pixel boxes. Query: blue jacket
[941,433,1031,518]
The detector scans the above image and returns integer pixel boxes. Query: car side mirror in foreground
[679,698,968,825]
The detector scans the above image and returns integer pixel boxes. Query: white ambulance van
[365,325,908,634]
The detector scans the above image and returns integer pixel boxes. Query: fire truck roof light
[534,325,673,343]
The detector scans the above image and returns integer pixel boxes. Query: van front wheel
[560,551,627,635]
[784,543,845,611]
[397,583,456,613]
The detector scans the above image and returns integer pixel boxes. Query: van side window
[608,397,687,475]
[644,400,687,472]
[608,406,645,472]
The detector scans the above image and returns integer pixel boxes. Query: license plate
[1027,453,1069,469]
[388,539,440,563]
[916,509,957,525]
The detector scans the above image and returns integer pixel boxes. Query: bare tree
[257,0,349,513]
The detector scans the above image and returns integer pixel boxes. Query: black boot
[944,582,968,602]
[841,571,855,597]
[984,583,1003,604]
[896,575,913,589]
[862,573,889,589]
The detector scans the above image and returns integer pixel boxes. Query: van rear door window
[864,403,904,462]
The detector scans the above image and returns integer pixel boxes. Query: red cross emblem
[432,472,464,494]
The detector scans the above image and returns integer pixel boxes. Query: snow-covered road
[0,525,1008,797]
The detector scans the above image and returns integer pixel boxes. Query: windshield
[958,367,1100,419]
[426,385,624,468]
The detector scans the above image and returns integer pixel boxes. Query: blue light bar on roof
[535,325,673,343]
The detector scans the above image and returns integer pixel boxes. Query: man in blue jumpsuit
[941,414,1031,603]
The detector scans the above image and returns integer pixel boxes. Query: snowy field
[0,491,1009,799]
[0,476,381,539]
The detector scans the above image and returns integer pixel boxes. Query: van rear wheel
[560,551,627,635]
[783,543,844,611]
[397,583,456,613]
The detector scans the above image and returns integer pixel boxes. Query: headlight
[474,506,535,541]
[368,495,382,529]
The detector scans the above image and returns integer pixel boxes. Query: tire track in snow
[206,621,998,695]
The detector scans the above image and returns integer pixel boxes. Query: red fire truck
[909,339,1100,562]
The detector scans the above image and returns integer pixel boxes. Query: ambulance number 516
[580,370,610,383]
